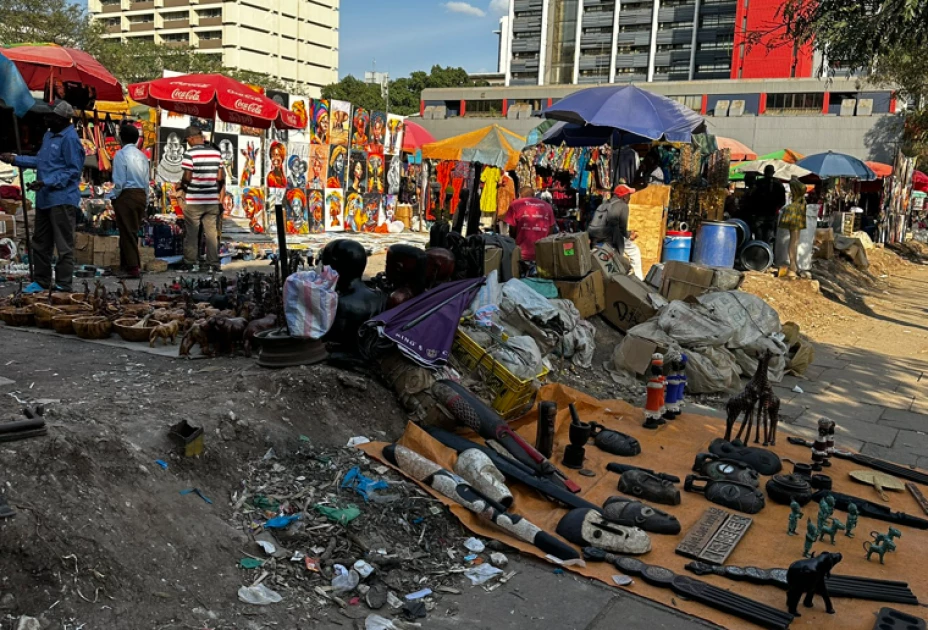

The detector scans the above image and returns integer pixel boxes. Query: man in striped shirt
[173,125,224,271]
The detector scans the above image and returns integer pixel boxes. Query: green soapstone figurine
[788,500,804,536]
[845,503,859,537]
[803,519,818,558]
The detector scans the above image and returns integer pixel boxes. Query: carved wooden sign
[676,507,753,565]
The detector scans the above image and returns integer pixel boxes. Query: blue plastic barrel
[727,218,751,251]
[693,221,738,268]
[662,231,693,262]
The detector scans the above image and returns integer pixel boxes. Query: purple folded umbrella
[361,277,486,367]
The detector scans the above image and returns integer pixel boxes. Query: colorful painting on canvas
[308,144,328,189]
[367,151,385,194]
[241,187,266,234]
[308,189,325,234]
[386,114,405,155]
[214,133,239,186]
[325,189,345,232]
[311,99,330,145]
[361,193,382,232]
[329,100,351,147]
[287,142,309,189]
[266,140,287,189]
[369,111,386,153]
[347,149,367,194]
[239,139,262,188]
[289,95,310,143]
[351,107,369,150]
[284,188,309,235]
[327,145,348,189]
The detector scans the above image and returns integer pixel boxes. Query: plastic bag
[238,584,283,605]
[284,267,339,339]
[331,564,360,593]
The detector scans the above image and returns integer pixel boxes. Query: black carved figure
[321,239,385,352]
[786,552,843,616]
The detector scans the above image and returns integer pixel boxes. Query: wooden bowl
[51,313,85,335]
[69,293,89,305]
[50,292,73,305]
[72,316,112,340]
[33,303,64,328]
[120,304,152,317]
[0,306,35,327]
[113,317,159,343]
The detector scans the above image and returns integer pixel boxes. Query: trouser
[184,203,220,268]
[113,189,146,270]
[31,204,76,291]
[623,240,643,280]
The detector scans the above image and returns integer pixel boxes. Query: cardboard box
[139,246,156,264]
[613,335,662,375]
[660,261,715,302]
[554,270,605,318]
[93,235,119,254]
[74,232,94,265]
[0,214,14,238]
[535,232,593,279]
[814,228,835,260]
[591,243,629,282]
[93,249,120,269]
[602,275,660,332]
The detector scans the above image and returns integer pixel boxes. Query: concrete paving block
[425,556,615,630]
[796,394,886,424]
[879,408,928,432]
[585,591,721,630]
[893,429,928,453]
[859,443,920,467]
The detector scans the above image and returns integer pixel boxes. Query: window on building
[698,36,734,50]
[162,33,188,42]
[199,30,222,40]
[700,14,736,27]
[128,14,154,23]
[198,8,221,18]
[662,0,694,6]
[696,63,731,72]
[670,95,702,110]
[162,11,187,21]
[766,92,824,114]
[465,100,504,117]
[657,43,688,51]
[101,0,120,5]
[619,24,651,33]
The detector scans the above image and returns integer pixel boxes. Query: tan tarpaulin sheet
[361,384,927,630]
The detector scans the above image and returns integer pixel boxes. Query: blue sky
[338,0,507,79]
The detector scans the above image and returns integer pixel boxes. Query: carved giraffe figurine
[725,351,772,444]
[750,350,774,444]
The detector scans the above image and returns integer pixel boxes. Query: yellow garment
[480,167,501,215]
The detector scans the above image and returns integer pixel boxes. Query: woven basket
[50,292,73,305]
[120,304,152,317]
[33,303,64,328]
[69,293,90,305]
[51,313,84,335]
[0,306,35,327]
[113,317,159,343]
[72,316,112,340]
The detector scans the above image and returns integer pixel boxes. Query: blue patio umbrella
[539,120,654,148]
[796,151,877,180]
[541,85,706,142]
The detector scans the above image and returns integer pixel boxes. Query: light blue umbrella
[542,85,706,142]
[796,151,877,180]
[0,52,36,117]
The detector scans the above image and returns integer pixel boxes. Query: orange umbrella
[1,44,123,101]
[421,124,526,170]
[716,136,757,161]
[865,161,893,178]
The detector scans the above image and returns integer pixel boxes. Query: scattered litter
[353,559,375,578]
[366,583,388,609]
[463,564,503,585]
[262,448,277,460]
[486,570,517,591]
[402,600,427,620]
[372,464,389,475]
[290,551,305,562]
[463,537,485,553]
[387,592,404,609]
[341,466,389,502]
[464,554,478,562]
[305,557,321,572]
[404,588,433,600]
[314,503,360,524]
[251,495,280,512]
[792,385,804,394]
[365,614,418,630]
[179,488,212,504]
[553,568,564,575]
[154,459,168,470]
[346,436,371,447]
[331,564,360,594]
[15,617,40,630]
[239,558,264,569]
[299,434,311,442]
[612,575,633,586]
[256,540,276,555]
[264,514,300,529]
[237,583,282,605]
[490,552,509,567]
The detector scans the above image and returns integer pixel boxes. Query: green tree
[321,65,488,115]
[0,0,98,48]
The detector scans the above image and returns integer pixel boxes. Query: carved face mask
[602,496,681,535]
[693,453,760,487]
[453,448,513,509]
[556,508,652,555]
[684,475,766,514]
[619,469,682,506]
[708,438,782,476]
[589,422,641,457]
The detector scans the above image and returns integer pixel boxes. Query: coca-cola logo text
[174,103,201,115]
[226,111,255,125]
[234,99,265,115]
[172,89,203,101]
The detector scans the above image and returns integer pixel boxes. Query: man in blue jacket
[1,100,85,292]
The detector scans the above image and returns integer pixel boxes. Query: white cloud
[489,0,509,15]
[445,1,487,17]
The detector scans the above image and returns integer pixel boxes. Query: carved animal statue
[725,351,780,446]
[179,321,211,358]
[149,320,180,347]
[864,537,896,564]
[118,280,132,304]
[786,551,842,616]
[818,518,845,544]
[243,313,277,357]
[207,316,247,354]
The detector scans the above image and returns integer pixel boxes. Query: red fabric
[1,45,123,101]
[436,161,454,211]
[502,197,556,261]
[128,74,301,130]
[450,177,465,214]
[402,121,436,153]
[913,171,928,192]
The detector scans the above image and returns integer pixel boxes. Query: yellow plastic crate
[451,328,549,420]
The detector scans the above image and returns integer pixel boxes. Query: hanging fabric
[497,173,515,218]
[479,166,501,215]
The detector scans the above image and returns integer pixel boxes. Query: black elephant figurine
[786,551,843,616]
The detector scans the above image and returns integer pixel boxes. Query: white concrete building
[88,0,340,95]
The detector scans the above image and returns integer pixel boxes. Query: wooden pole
[10,117,34,280]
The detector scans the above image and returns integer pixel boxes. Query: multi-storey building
[88,0,340,95]
[504,0,812,86]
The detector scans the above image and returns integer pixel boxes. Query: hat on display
[34,99,75,118]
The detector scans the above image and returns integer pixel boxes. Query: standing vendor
[588,182,643,279]
[0,100,84,293]
[751,165,786,243]
[502,186,556,264]
[108,124,150,279]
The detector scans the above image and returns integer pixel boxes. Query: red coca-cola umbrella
[129,73,301,130]
[1,44,124,102]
